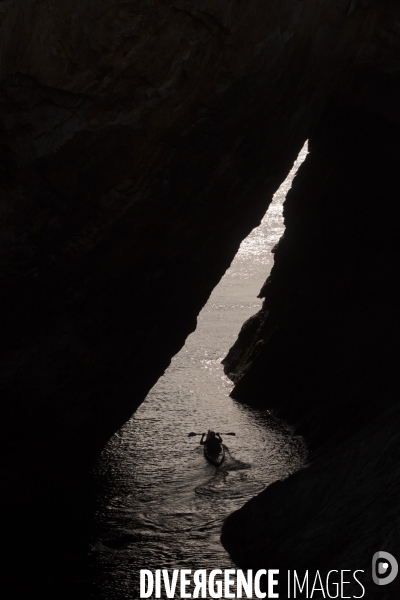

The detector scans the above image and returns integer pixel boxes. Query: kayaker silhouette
[200,430,223,453]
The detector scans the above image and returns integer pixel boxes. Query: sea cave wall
[221,107,400,597]
[220,8,400,597]
[0,1,400,562]
[224,106,400,446]
[0,0,381,486]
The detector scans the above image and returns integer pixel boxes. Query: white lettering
[180,569,192,598]
[162,570,179,598]
[140,570,153,598]
[224,569,236,598]
[294,571,309,598]
[193,570,207,599]
[268,570,279,599]
[155,570,161,598]
[209,570,223,599]
[237,570,253,598]
[341,570,351,599]
[310,572,326,598]
[326,570,339,599]
[353,571,365,599]
[254,569,267,599]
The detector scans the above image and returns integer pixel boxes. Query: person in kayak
[200,430,223,453]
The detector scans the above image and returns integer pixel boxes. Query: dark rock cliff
[220,6,400,596]
[1,0,390,486]
[221,108,400,597]
[1,1,400,587]
[224,107,400,445]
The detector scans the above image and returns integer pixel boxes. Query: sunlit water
[89,146,308,599]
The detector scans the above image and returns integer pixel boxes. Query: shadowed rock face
[0,0,400,531]
[224,108,400,444]
[221,107,400,596]
[220,12,400,594]
[221,403,400,599]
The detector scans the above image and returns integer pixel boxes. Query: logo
[372,552,398,586]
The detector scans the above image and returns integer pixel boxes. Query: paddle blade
[221,432,236,436]
[188,432,200,437]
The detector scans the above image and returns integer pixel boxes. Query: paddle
[188,431,236,437]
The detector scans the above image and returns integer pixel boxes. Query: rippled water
[89,146,308,599]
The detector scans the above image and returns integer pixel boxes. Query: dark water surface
[83,146,308,599]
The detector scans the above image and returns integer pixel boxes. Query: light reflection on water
[91,145,308,599]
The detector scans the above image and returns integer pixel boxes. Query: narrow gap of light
[234,140,309,266]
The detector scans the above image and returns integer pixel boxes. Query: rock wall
[220,6,400,594]
[1,0,400,595]
[224,107,400,446]
[222,401,400,598]
[221,106,400,596]
[0,0,400,542]
[0,0,383,486]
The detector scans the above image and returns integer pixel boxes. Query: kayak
[204,440,225,467]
